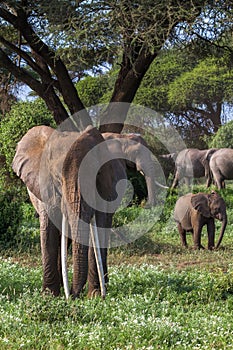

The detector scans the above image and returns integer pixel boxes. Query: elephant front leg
[40,214,61,296]
[192,224,203,250]
[177,223,188,247]
[171,171,179,189]
[207,219,215,250]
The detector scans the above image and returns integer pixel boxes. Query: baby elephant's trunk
[215,215,227,249]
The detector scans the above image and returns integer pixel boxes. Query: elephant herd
[171,147,233,190]
[12,126,230,299]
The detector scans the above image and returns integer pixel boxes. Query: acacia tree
[0,0,232,133]
[134,40,233,139]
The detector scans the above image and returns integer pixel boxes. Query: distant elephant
[209,148,233,189]
[171,148,218,189]
[13,125,126,299]
[102,133,168,207]
[158,153,177,184]
[174,191,227,250]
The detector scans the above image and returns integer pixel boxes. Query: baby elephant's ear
[191,193,211,218]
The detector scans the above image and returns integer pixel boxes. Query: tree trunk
[99,51,158,134]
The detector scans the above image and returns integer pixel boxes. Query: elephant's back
[210,148,233,179]
[176,149,205,178]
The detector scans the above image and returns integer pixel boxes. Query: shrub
[0,184,39,249]
[0,98,53,247]
[0,98,54,175]
[209,120,233,148]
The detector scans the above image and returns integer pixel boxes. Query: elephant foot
[192,245,205,250]
[181,243,188,248]
[87,288,102,298]
[144,202,156,209]
[42,286,60,297]
[70,289,82,299]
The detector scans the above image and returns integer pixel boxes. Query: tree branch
[0,48,69,123]
[0,35,60,91]
[0,5,92,128]
[0,48,44,96]
[192,31,233,54]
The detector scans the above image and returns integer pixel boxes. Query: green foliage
[0,184,39,249]
[0,98,54,175]
[168,56,233,109]
[76,75,110,107]
[135,44,233,116]
[0,261,233,349]
[134,46,233,141]
[135,50,188,111]
[0,98,52,245]
[209,120,233,148]
[0,186,23,247]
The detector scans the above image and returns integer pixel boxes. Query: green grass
[0,256,233,349]
[1,185,233,349]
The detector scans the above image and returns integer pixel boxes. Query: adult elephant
[102,132,168,207]
[158,153,177,184]
[209,148,233,189]
[13,125,126,299]
[171,148,217,189]
[174,191,227,249]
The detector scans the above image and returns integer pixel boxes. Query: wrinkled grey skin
[13,125,126,298]
[103,133,167,207]
[171,148,218,189]
[209,148,233,189]
[174,192,227,250]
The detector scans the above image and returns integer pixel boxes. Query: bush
[0,98,54,175]
[0,184,39,249]
[0,98,53,247]
[209,120,233,148]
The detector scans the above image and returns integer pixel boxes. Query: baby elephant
[174,192,227,250]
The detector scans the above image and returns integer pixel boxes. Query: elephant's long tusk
[90,216,106,299]
[61,214,70,299]
[154,179,169,189]
[140,170,169,190]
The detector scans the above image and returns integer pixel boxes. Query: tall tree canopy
[0,0,232,132]
[135,41,233,140]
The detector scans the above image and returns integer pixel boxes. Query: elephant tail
[203,159,213,187]
[203,149,217,187]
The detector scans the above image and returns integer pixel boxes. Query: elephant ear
[12,125,54,200]
[191,193,211,218]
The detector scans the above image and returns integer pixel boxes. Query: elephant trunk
[71,238,89,298]
[145,174,157,207]
[215,216,227,249]
[70,214,90,299]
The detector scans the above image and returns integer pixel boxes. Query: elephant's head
[102,133,167,207]
[191,191,227,248]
